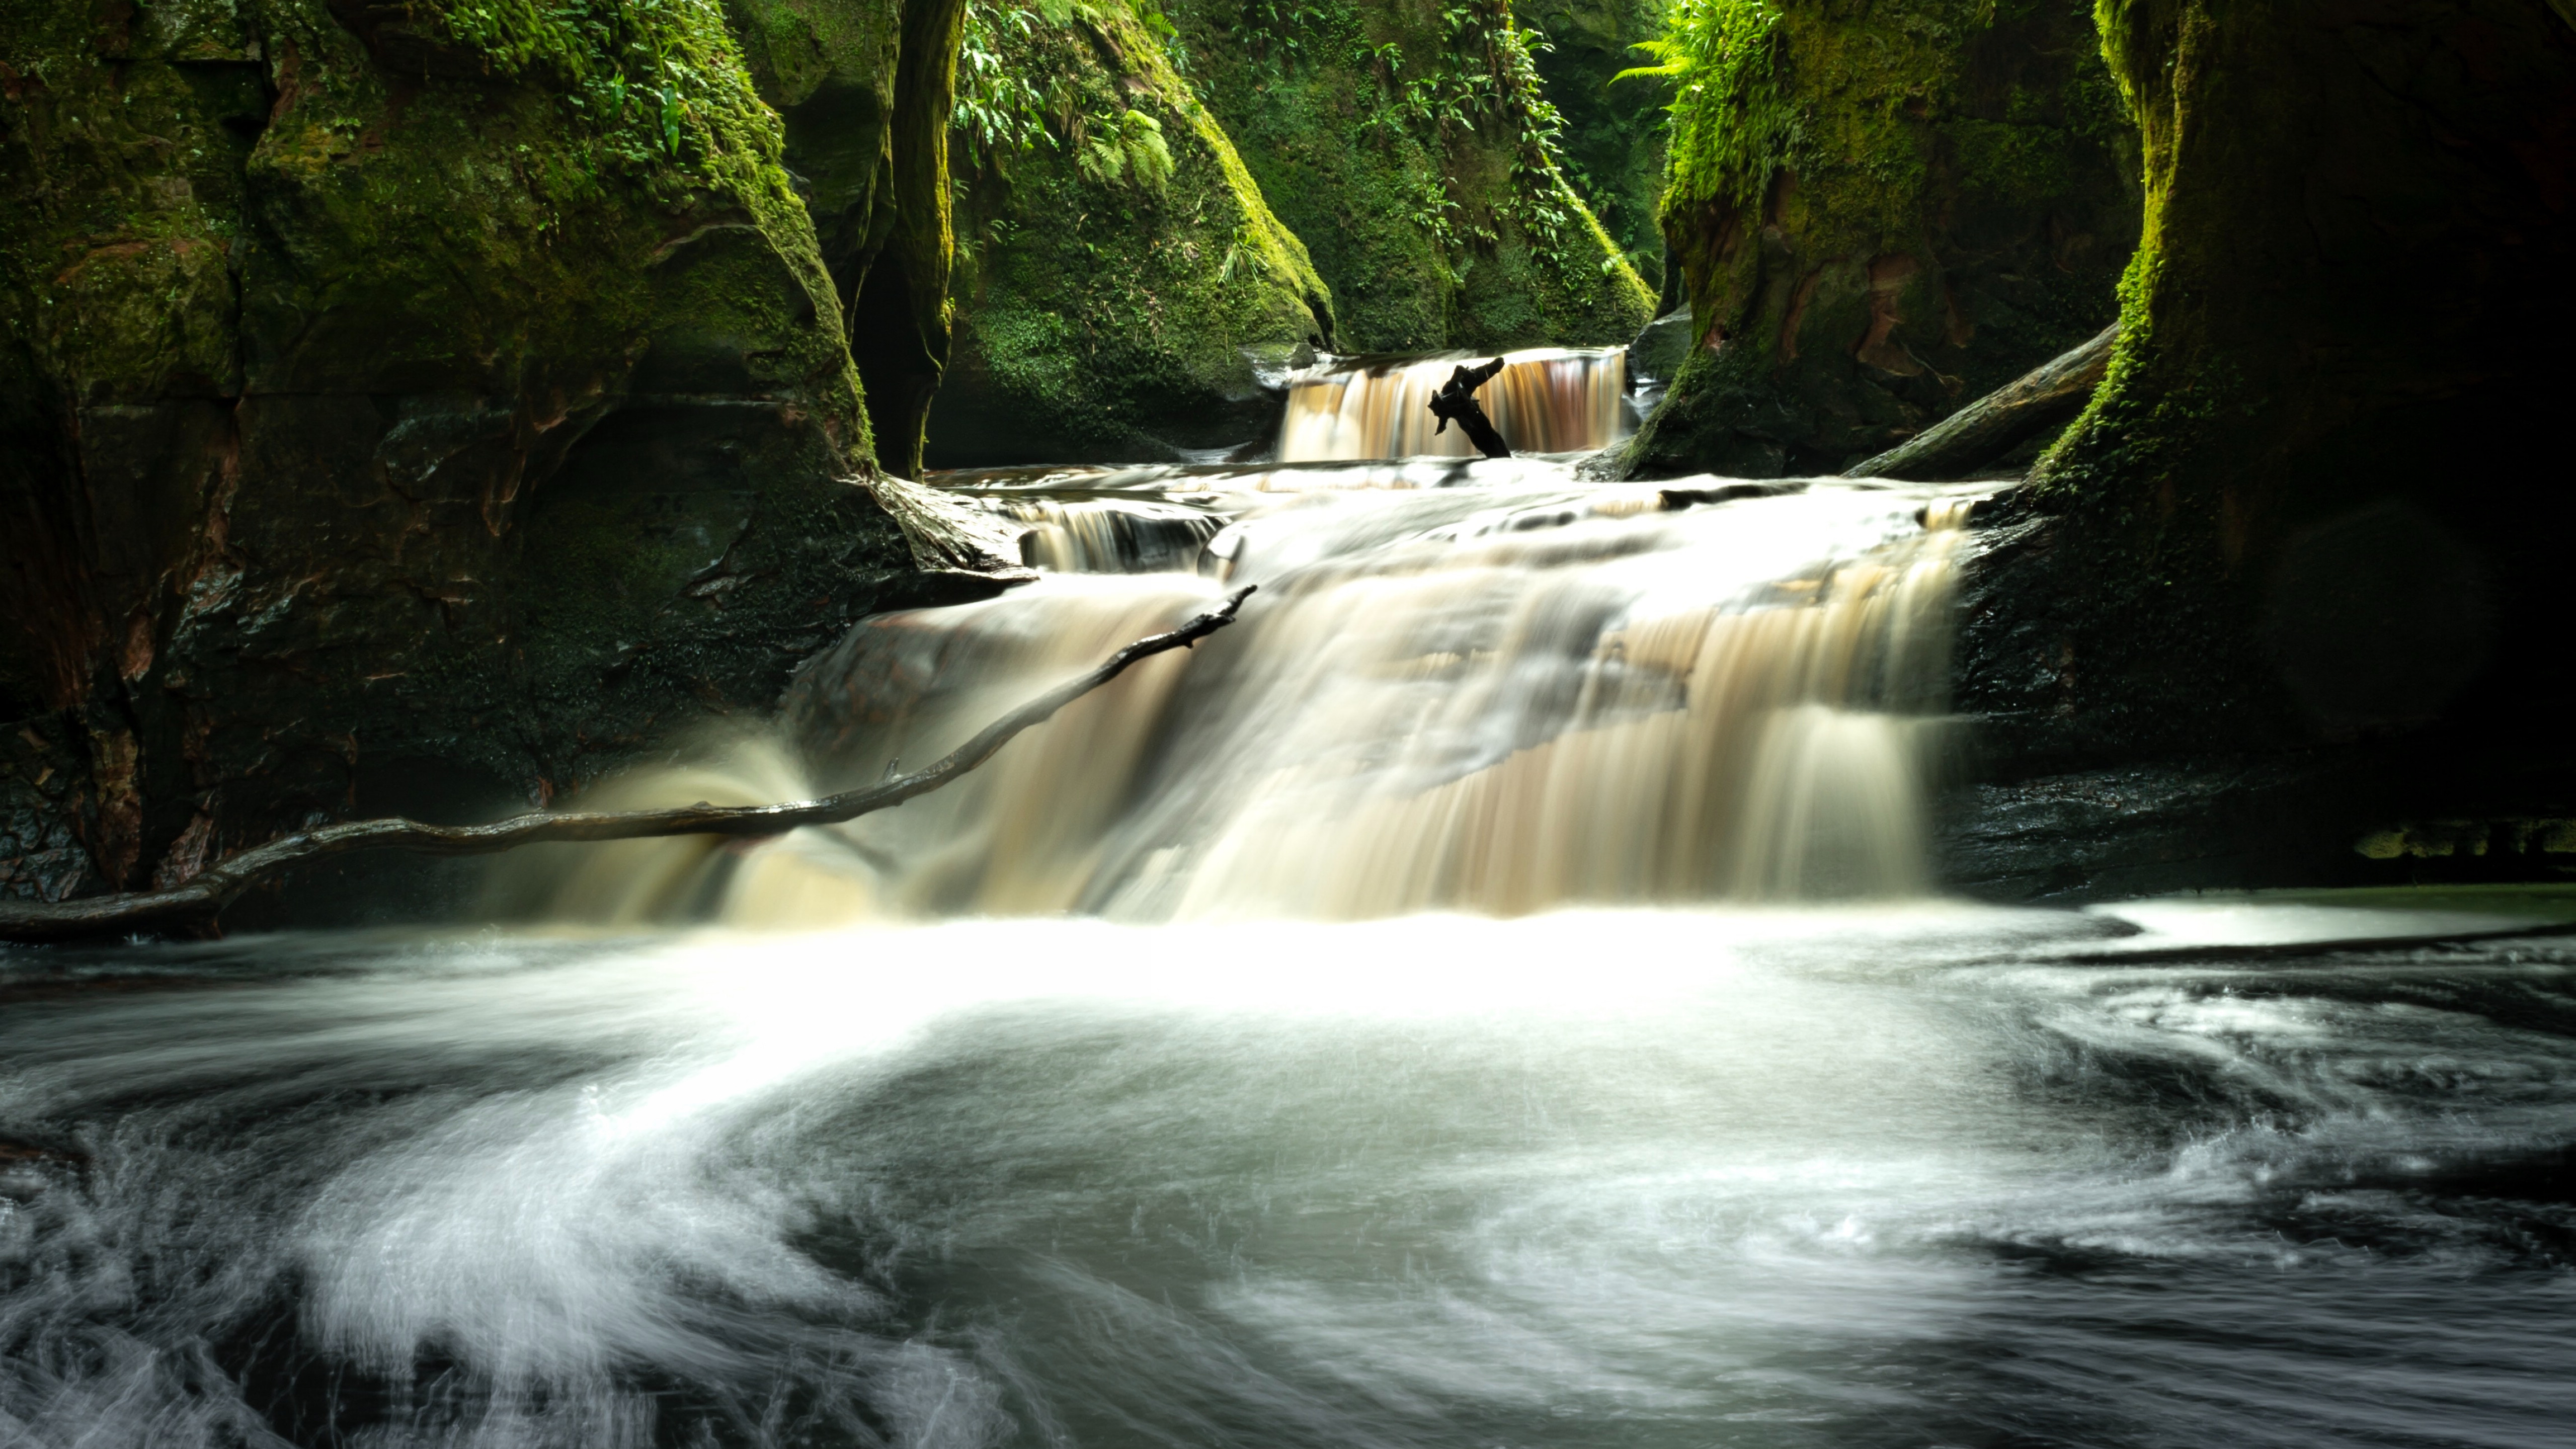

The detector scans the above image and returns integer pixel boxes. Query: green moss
[1162,0,1654,351]
[929,0,1336,461]
[0,0,913,884]
[1602,0,2139,477]
[1522,0,1674,286]
[1624,0,1785,215]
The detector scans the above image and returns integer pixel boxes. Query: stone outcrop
[0,0,972,909]
[733,0,968,477]
[1604,0,2139,479]
[926,0,1335,465]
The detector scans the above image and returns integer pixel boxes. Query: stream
[3,358,2571,1448]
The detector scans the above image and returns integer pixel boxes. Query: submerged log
[1846,323,2118,480]
[1429,357,1512,459]
[0,588,1255,944]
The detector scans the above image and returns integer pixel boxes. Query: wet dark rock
[0,0,965,912]
[1625,309,1693,388]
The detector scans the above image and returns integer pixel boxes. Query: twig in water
[0,587,1255,944]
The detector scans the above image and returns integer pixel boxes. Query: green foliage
[1619,0,1787,210]
[956,0,1055,162]
[1076,110,1179,192]
[936,0,1336,457]
[1159,0,1651,348]
[1231,0,1359,74]
[427,0,783,186]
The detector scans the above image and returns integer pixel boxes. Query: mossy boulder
[926,0,1334,464]
[1161,0,1656,352]
[0,0,953,906]
[1605,0,2139,479]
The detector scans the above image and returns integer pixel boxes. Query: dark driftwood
[1429,357,1511,459]
[0,587,1255,945]
[1847,323,2119,481]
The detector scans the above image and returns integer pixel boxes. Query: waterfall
[526,467,1980,926]
[1276,348,1630,460]
[991,496,1226,573]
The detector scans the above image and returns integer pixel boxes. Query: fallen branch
[1846,322,2118,481]
[0,586,1255,944]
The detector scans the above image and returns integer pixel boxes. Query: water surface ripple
[3,906,2571,1447]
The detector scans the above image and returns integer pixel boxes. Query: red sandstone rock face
[0,0,970,910]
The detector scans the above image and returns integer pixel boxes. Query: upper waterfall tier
[1277,349,1632,461]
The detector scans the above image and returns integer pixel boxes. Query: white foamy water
[4,905,2574,1447]
[11,390,2572,1449]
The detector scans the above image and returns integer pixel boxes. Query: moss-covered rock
[730,0,967,476]
[1604,0,2139,478]
[0,0,955,905]
[926,0,1334,463]
[1960,0,2576,764]
[1162,0,1656,352]
[1520,0,1672,292]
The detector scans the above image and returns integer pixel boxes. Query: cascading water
[530,462,1971,927]
[1276,347,1630,460]
[9,358,2575,1449]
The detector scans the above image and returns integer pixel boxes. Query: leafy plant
[425,0,780,185]
[1075,109,1176,193]
[1617,0,1791,211]
[954,0,1054,165]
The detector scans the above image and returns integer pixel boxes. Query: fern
[1077,110,1175,193]
[1618,0,1790,211]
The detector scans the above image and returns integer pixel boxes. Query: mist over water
[6,363,2573,1449]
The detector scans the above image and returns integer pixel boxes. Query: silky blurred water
[4,902,2573,1448]
[10,367,2572,1446]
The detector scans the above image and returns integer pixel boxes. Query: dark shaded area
[1942,0,2576,901]
[1848,322,2114,480]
